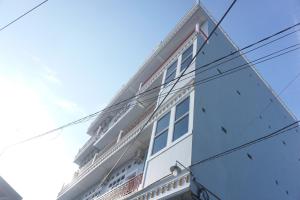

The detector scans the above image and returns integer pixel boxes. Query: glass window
[173,115,189,141]
[173,97,190,141]
[180,45,193,71]
[156,112,170,134]
[152,130,168,155]
[152,112,170,155]
[164,60,177,86]
[175,97,189,120]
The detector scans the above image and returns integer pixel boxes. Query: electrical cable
[190,121,300,167]
[0,0,49,32]
[41,23,300,143]
[1,13,299,156]
[52,22,300,136]
[0,4,296,137]
[94,0,237,197]
[1,40,299,157]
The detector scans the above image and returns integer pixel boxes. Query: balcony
[96,174,143,200]
[75,100,150,165]
[130,171,191,200]
[101,101,133,134]
[74,135,100,164]
[93,99,153,150]
[57,106,154,200]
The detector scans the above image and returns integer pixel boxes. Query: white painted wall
[143,90,195,187]
[143,134,192,187]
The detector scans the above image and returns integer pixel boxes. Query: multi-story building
[57,2,300,200]
[0,176,22,200]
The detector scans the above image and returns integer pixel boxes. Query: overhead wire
[0,0,49,32]
[1,1,300,197]
[0,1,298,143]
[1,35,300,158]
[0,8,299,156]
[1,24,300,158]
[190,121,300,167]
[51,22,300,136]
[95,1,238,198]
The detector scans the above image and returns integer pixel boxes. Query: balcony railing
[101,101,134,134]
[58,105,154,196]
[96,174,143,200]
[75,135,100,161]
[132,172,190,200]
[75,100,138,165]
[75,141,115,176]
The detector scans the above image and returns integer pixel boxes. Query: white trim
[148,90,195,160]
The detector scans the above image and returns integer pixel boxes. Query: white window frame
[149,91,194,158]
[172,96,190,141]
[163,60,178,87]
[151,112,170,155]
[180,44,194,72]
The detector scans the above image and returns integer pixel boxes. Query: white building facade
[57,3,300,200]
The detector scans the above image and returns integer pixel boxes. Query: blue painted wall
[191,16,300,200]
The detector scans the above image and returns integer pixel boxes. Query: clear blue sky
[0,0,299,199]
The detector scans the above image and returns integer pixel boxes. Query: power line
[54,22,300,133]
[54,23,300,135]
[0,0,49,32]
[96,0,237,195]
[0,10,298,154]
[0,12,295,145]
[84,23,300,121]
[0,27,299,158]
[1,39,299,157]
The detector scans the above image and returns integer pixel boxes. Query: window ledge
[148,131,193,161]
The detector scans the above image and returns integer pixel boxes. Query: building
[57,2,300,200]
[0,176,22,200]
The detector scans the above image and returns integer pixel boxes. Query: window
[173,97,189,141]
[152,112,170,155]
[164,60,177,86]
[180,45,193,71]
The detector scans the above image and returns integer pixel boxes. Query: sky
[0,0,299,200]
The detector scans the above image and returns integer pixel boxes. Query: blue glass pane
[166,61,177,77]
[175,97,189,120]
[180,55,193,71]
[173,115,189,141]
[152,130,168,155]
[182,45,193,60]
[156,112,170,134]
[165,61,177,85]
